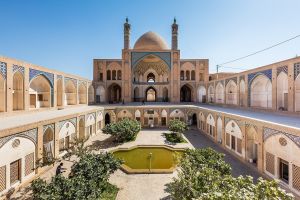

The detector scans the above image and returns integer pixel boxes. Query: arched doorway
[43,127,54,162]
[29,75,51,109]
[192,113,197,126]
[163,87,168,102]
[161,109,167,126]
[197,86,206,103]
[59,121,76,153]
[13,71,24,110]
[296,74,300,112]
[277,72,288,110]
[96,85,105,103]
[57,79,63,107]
[225,80,238,105]
[0,74,5,112]
[215,82,224,104]
[180,84,192,102]
[108,83,121,103]
[250,74,272,109]
[78,83,87,104]
[145,87,156,102]
[65,80,77,105]
[134,87,140,102]
[206,114,215,137]
[246,126,258,164]
[88,85,94,104]
[105,113,110,125]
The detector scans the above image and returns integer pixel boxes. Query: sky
[0,0,300,79]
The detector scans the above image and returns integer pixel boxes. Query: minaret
[124,17,131,49]
[172,18,178,50]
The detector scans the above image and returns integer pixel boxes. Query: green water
[112,146,183,171]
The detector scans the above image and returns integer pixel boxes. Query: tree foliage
[166,148,294,200]
[168,119,188,139]
[102,118,141,143]
[31,153,122,200]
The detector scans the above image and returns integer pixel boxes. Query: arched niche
[29,75,51,109]
[88,85,95,104]
[59,121,76,153]
[107,83,122,103]
[225,120,243,156]
[215,82,224,104]
[197,86,206,103]
[43,127,54,161]
[170,109,185,121]
[57,79,63,107]
[145,87,156,102]
[78,83,87,104]
[208,85,214,103]
[250,74,272,109]
[117,109,133,120]
[206,113,215,136]
[239,79,246,107]
[13,71,24,110]
[225,80,238,105]
[217,117,222,143]
[246,126,259,163]
[180,84,193,102]
[64,80,77,105]
[277,72,288,110]
[135,110,141,121]
[96,85,105,103]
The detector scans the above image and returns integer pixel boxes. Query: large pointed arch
[96,85,105,103]
[250,74,272,109]
[215,82,224,104]
[180,84,193,102]
[225,80,238,105]
[78,83,87,104]
[88,85,95,104]
[197,86,206,103]
[57,78,63,107]
[0,74,5,112]
[65,80,77,105]
[29,75,51,109]
[239,79,246,107]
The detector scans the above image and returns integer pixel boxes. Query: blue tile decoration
[58,118,77,132]
[239,75,245,81]
[43,124,55,134]
[64,77,77,87]
[247,69,272,106]
[225,77,237,85]
[277,66,288,76]
[0,62,7,79]
[29,68,54,87]
[294,62,300,80]
[0,128,38,148]
[13,64,25,75]
[57,75,63,80]
[264,127,300,148]
[131,52,171,69]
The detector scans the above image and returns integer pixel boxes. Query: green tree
[168,119,188,139]
[102,118,141,143]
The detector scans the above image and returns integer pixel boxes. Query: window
[191,70,195,80]
[186,71,190,80]
[147,73,155,83]
[161,117,166,126]
[231,135,236,150]
[112,70,116,80]
[117,70,122,80]
[180,71,184,80]
[38,94,43,101]
[280,159,289,183]
[107,70,111,80]
[10,159,21,185]
[99,73,103,81]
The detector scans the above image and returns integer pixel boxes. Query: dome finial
[126,17,129,23]
[173,17,176,24]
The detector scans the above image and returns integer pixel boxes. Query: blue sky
[1,0,300,79]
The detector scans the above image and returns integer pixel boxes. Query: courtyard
[11,128,266,200]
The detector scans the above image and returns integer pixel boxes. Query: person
[56,162,66,176]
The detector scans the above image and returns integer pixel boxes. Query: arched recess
[170,109,185,121]
[135,110,141,121]
[296,74,300,112]
[199,112,205,130]
[226,80,238,105]
[197,86,206,103]
[43,127,54,162]
[217,117,222,143]
[29,75,51,109]
[180,84,193,102]
[250,74,272,109]
[276,72,288,110]
[145,87,156,102]
[186,70,190,80]
[86,114,96,136]
[78,83,87,104]
[191,70,195,80]
[0,74,5,112]
[239,80,246,107]
[117,109,133,120]
[59,121,76,153]
[96,85,105,103]
[161,109,168,126]
[88,85,94,104]
[105,113,110,125]
[163,87,168,102]
[13,71,24,110]
[0,136,35,191]
[57,79,63,107]
[134,87,140,102]
[206,114,215,136]
[208,85,214,103]
[64,80,77,105]
[143,109,159,127]
[117,70,122,80]
[79,118,85,139]
[246,126,258,163]
[108,83,122,103]
[215,82,224,104]
[107,70,111,80]
[225,120,243,156]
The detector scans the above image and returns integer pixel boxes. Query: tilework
[0,128,38,148]
[86,112,96,121]
[245,123,258,132]
[239,75,245,81]
[131,52,171,69]
[295,62,300,80]
[263,127,300,148]
[78,80,86,87]
[225,117,243,127]
[58,118,77,132]
[277,66,288,76]
[57,75,63,80]
[43,124,54,134]
[64,77,77,87]
[29,68,54,87]
[225,77,237,85]
[216,80,224,86]
[0,62,7,79]
[247,69,272,107]
[106,61,122,67]
[12,65,25,75]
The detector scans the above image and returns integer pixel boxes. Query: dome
[133,31,168,50]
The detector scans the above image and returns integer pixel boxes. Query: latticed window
[0,166,6,192]
[25,153,34,176]
[10,160,21,186]
[293,164,300,191]
[237,138,242,154]
[265,152,275,175]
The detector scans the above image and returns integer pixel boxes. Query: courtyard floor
[11,128,267,200]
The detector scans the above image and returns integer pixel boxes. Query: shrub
[102,118,141,143]
[168,119,188,139]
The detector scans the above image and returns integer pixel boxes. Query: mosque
[0,18,300,197]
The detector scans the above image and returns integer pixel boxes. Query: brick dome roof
[133,31,168,50]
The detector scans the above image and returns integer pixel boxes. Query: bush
[168,119,188,139]
[31,153,122,200]
[166,148,294,200]
[102,118,141,143]
[164,133,187,143]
